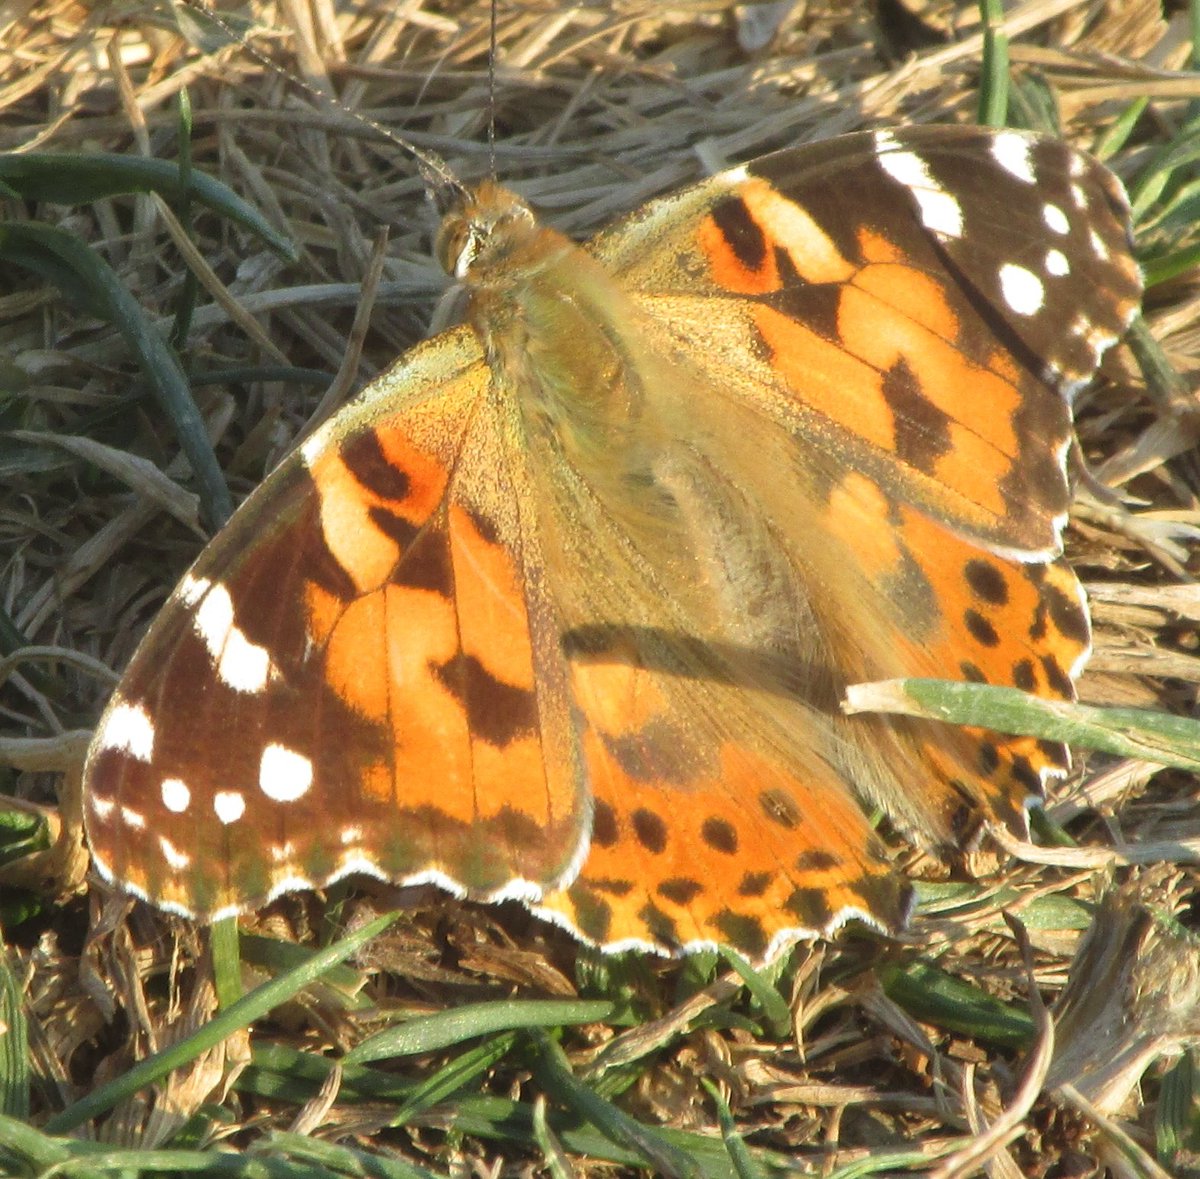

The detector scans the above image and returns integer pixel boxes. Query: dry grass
[2,0,1199,1175]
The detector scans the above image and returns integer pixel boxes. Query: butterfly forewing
[597,126,1140,554]
[84,330,591,918]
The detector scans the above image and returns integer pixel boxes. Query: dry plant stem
[994,828,1200,869]
[928,918,1055,1179]
[1056,1085,1174,1179]
[303,225,389,434]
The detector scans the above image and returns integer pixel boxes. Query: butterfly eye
[433,216,471,279]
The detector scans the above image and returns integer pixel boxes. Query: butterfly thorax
[434,184,819,682]
[440,182,669,486]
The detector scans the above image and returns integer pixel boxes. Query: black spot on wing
[433,653,537,748]
[783,886,832,929]
[1040,654,1074,699]
[759,788,803,830]
[1045,582,1090,645]
[738,871,772,897]
[959,661,986,683]
[658,877,703,905]
[569,886,613,943]
[709,196,767,272]
[714,910,768,959]
[964,559,1009,605]
[638,900,679,946]
[964,609,1000,648]
[1012,659,1036,691]
[794,849,839,872]
[701,816,738,854]
[631,808,668,854]
[396,526,452,594]
[768,283,842,343]
[1009,754,1042,794]
[341,430,412,502]
[368,504,420,551]
[592,799,618,848]
[882,356,953,473]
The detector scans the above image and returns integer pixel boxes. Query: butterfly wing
[84,328,590,918]
[576,124,1139,849]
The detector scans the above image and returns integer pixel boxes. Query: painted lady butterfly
[82,123,1141,962]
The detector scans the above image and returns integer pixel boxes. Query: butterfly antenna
[487,0,498,178]
[178,0,468,209]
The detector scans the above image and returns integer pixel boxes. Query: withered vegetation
[1,1,1198,1175]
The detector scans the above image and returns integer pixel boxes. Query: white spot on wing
[159,836,191,869]
[1042,203,1070,235]
[220,627,273,693]
[1045,249,1069,277]
[161,778,191,813]
[120,806,146,829]
[340,826,363,845]
[179,573,210,607]
[96,700,156,762]
[999,263,1044,315]
[875,138,963,238]
[259,743,313,802]
[89,794,115,819]
[193,583,274,693]
[990,130,1036,183]
[214,791,246,824]
[1088,227,1110,261]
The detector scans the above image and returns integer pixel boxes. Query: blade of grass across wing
[844,679,1200,772]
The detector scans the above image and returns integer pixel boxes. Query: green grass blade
[532,1094,574,1179]
[702,1078,764,1179]
[880,959,1035,1049]
[210,916,243,1009]
[1094,98,1149,159]
[528,1031,699,1178]
[0,220,233,527]
[44,911,399,1132]
[976,0,1010,127]
[845,678,1200,771]
[0,955,28,1120]
[260,1131,441,1179]
[1155,1051,1198,1173]
[345,998,614,1065]
[719,950,791,1040]
[0,152,295,259]
[389,1032,518,1126]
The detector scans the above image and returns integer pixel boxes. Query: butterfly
[82,123,1141,963]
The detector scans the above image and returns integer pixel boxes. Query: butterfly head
[434,179,539,283]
